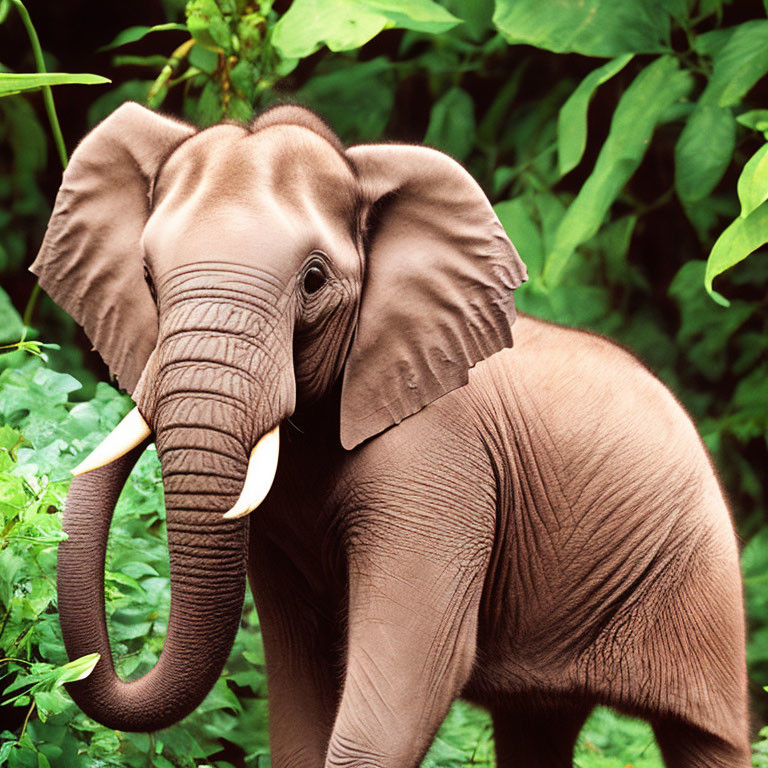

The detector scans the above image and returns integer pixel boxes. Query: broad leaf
[97,23,187,52]
[738,143,768,219]
[423,86,476,161]
[493,0,673,57]
[674,104,735,203]
[0,72,110,98]
[701,20,768,108]
[544,56,692,285]
[705,202,768,305]
[272,0,460,58]
[557,54,633,176]
[494,198,543,279]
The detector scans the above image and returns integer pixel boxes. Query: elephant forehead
[154,123,358,218]
[144,125,361,276]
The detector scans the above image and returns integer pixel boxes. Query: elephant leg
[491,705,591,768]
[324,528,488,768]
[652,718,751,768]
[249,534,341,768]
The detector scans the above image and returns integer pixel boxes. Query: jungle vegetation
[0,0,767,765]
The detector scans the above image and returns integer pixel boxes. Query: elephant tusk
[72,407,152,476]
[222,425,280,519]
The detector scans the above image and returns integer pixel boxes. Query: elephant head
[32,103,526,731]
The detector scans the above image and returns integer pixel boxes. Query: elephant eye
[301,261,328,296]
[143,265,157,303]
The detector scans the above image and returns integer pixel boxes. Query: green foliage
[1,0,768,765]
[0,361,269,767]
[544,54,693,285]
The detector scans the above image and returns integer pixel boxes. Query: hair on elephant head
[34,103,526,731]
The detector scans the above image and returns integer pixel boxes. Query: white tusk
[72,407,151,476]
[222,426,280,519]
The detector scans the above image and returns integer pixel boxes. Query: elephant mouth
[72,405,281,518]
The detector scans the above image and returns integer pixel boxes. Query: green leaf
[701,20,768,108]
[557,54,633,176]
[97,23,187,52]
[188,44,219,74]
[544,56,692,285]
[674,104,735,203]
[737,109,768,132]
[494,197,543,280]
[271,0,460,59]
[52,653,100,686]
[705,201,768,304]
[423,86,476,161]
[493,0,673,57]
[738,143,768,219]
[0,286,23,344]
[0,72,110,98]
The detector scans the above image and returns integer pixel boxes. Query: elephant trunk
[58,273,296,732]
[58,382,288,732]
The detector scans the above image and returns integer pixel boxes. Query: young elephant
[37,103,748,767]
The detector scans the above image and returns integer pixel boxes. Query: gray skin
[34,103,748,767]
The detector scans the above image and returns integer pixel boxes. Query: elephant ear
[340,144,527,450]
[30,103,195,393]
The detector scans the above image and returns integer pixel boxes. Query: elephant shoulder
[480,313,710,476]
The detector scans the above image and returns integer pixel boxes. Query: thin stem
[10,0,68,170]
[19,699,36,741]
[0,657,33,665]
[11,0,69,331]
[147,37,195,108]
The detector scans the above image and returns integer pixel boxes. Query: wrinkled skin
[35,104,748,767]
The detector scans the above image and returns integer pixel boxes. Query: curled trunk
[58,281,295,732]
[58,411,250,732]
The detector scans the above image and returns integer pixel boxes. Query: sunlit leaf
[493,0,674,57]
[271,0,460,58]
[738,143,768,219]
[705,202,768,305]
[544,56,692,285]
[52,654,100,685]
[97,23,187,52]
[0,72,110,98]
[557,54,633,176]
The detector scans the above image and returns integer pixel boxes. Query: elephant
[33,102,749,767]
